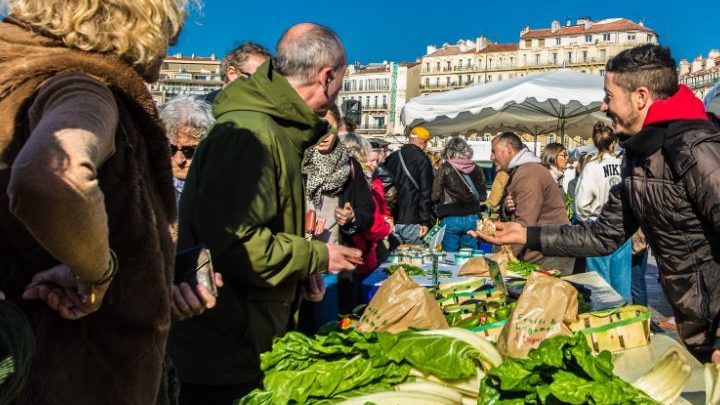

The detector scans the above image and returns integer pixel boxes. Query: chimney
[551,20,560,33]
[426,45,437,55]
[566,18,572,27]
[639,21,645,27]
[520,25,530,37]
[577,17,592,29]
[709,49,720,59]
[679,59,690,76]
[476,36,488,51]
[692,56,704,73]
[459,40,467,53]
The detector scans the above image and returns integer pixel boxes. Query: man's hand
[302,274,326,302]
[327,244,361,274]
[334,202,355,226]
[171,273,224,321]
[23,264,109,320]
[504,194,516,214]
[419,225,429,237]
[468,221,527,246]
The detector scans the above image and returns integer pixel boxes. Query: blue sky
[173,0,719,65]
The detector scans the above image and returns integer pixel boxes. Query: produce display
[384,264,425,276]
[478,334,656,404]
[445,301,516,329]
[506,260,541,277]
[238,328,502,404]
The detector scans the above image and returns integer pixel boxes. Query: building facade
[679,49,720,100]
[337,61,421,137]
[419,17,658,95]
[147,53,223,104]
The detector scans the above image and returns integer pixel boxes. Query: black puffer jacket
[527,118,720,360]
[384,144,434,225]
[431,162,487,218]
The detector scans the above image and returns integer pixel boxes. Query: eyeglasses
[170,144,197,159]
[558,153,568,158]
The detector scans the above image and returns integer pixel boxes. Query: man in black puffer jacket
[473,44,720,363]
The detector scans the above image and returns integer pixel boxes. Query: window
[603,33,611,41]
[382,95,386,106]
[341,97,346,104]
[552,53,558,64]
[538,39,545,47]
[585,34,592,43]
[556,37,561,45]
[365,96,370,106]
[524,39,532,48]
[600,49,607,60]
[628,33,636,41]
[436,77,440,86]
[488,58,493,69]
[599,69,606,76]
[487,75,492,82]
[510,56,514,66]
[446,77,451,86]
[457,75,462,85]
[373,95,378,108]
[647,34,654,42]
[458,59,463,68]
[425,62,430,71]
[535,54,540,65]
[373,117,385,128]
[359,80,363,91]
[436,61,440,71]
[446,61,451,70]
[582,50,588,62]
[468,58,472,67]
[351,80,356,91]
[523,54,527,64]
[567,52,572,63]
[343,80,350,91]
[466,74,472,83]
[424,78,429,86]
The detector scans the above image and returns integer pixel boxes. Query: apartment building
[679,49,720,100]
[147,53,223,104]
[337,61,421,136]
[419,17,658,95]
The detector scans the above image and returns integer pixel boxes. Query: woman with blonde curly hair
[0,1,211,404]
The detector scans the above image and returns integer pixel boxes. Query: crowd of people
[0,1,719,404]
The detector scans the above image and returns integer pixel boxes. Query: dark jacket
[526,86,720,359]
[431,162,487,218]
[339,157,376,240]
[384,144,434,225]
[170,60,329,386]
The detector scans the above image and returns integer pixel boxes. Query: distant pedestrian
[203,42,270,103]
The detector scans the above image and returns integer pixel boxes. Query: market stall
[239,234,714,404]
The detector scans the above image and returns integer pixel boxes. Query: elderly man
[384,126,434,244]
[491,132,574,275]
[474,44,720,363]
[204,42,271,103]
[169,23,360,404]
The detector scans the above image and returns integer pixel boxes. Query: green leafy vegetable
[384,264,425,276]
[478,335,657,404]
[238,329,490,405]
[506,261,541,277]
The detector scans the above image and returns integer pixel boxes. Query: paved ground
[644,254,679,336]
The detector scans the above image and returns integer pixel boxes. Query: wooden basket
[569,305,651,354]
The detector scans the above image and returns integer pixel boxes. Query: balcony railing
[341,86,390,93]
[362,103,388,111]
[360,124,387,130]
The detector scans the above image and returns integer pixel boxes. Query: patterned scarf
[303,139,351,207]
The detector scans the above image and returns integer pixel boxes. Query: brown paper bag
[458,257,490,277]
[357,269,448,333]
[486,246,515,276]
[496,272,578,357]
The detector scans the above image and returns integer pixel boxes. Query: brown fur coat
[0,17,176,404]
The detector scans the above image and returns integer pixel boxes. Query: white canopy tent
[401,69,610,144]
[705,81,720,116]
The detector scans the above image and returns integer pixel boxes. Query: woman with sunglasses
[575,122,632,301]
[159,94,215,202]
[540,142,569,193]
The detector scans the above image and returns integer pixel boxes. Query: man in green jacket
[169,23,360,404]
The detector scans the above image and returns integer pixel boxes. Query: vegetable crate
[569,305,651,354]
[471,320,507,342]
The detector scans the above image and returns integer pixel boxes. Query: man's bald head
[275,23,346,84]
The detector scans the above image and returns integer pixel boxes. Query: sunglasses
[170,144,197,159]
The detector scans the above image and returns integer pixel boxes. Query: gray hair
[159,94,214,141]
[340,133,372,164]
[442,137,473,160]
[274,23,346,83]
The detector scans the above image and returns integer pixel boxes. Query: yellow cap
[410,126,431,140]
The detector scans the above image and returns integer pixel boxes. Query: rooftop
[521,18,655,39]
